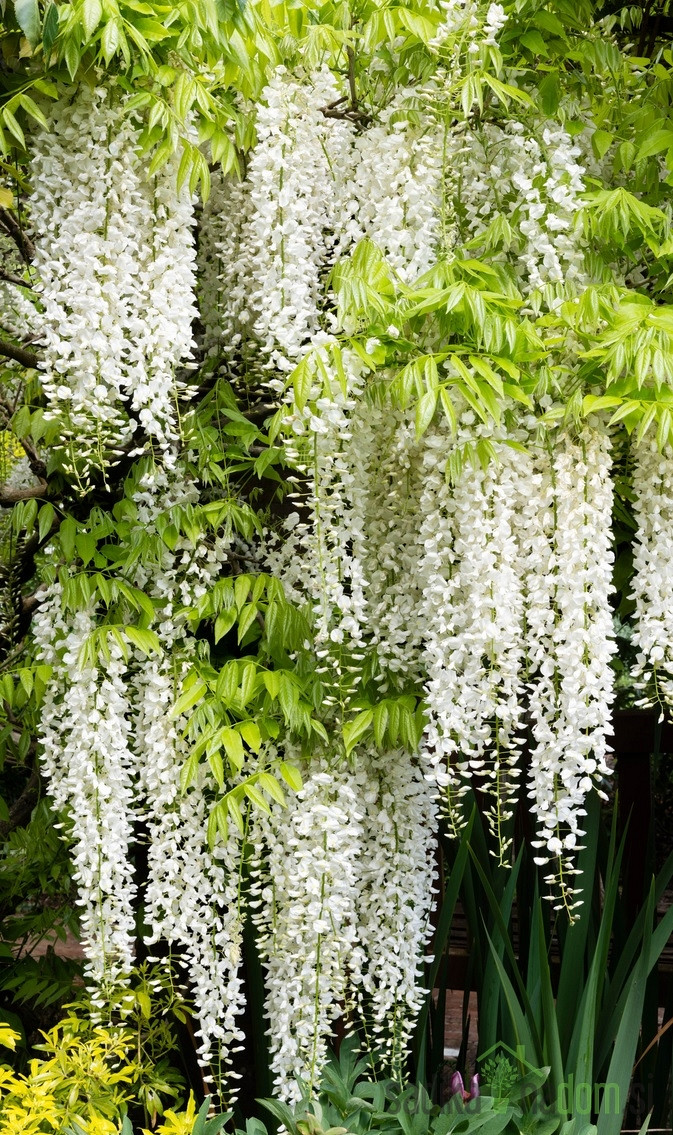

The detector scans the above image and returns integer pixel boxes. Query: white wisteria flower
[30,84,198,479]
[355,749,438,1078]
[631,440,673,708]
[419,417,527,851]
[33,590,137,1001]
[249,753,365,1103]
[523,426,615,910]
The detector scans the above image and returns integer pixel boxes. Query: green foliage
[3,0,673,1119]
[247,1039,579,1135]
[0,0,273,188]
[434,797,673,1133]
[0,977,188,1132]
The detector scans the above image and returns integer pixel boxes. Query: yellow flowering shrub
[0,1020,139,1134]
[0,1019,216,1133]
[143,1094,198,1135]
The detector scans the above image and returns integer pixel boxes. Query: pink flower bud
[450,1072,465,1098]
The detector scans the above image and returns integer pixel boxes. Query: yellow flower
[143,1092,197,1135]
[0,1029,18,1053]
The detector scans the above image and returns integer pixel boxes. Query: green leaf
[239,720,261,752]
[234,574,250,612]
[538,73,560,116]
[100,17,120,62]
[342,709,373,757]
[81,0,102,39]
[637,128,673,162]
[591,130,613,161]
[536,904,565,1110]
[373,701,389,747]
[37,502,54,543]
[520,29,549,55]
[207,748,224,789]
[485,928,540,1066]
[222,727,245,768]
[75,531,96,566]
[17,93,48,129]
[173,679,207,717]
[258,771,285,806]
[59,517,77,560]
[64,36,81,79]
[2,108,25,149]
[13,0,40,44]
[18,668,33,698]
[582,394,622,414]
[291,354,315,413]
[173,71,196,122]
[42,1,59,53]
[214,607,237,642]
[193,1098,216,1135]
[279,761,303,792]
[136,989,151,1019]
[180,749,200,792]
[245,782,271,813]
[124,627,160,656]
[596,888,654,1135]
[237,603,259,643]
[415,389,438,438]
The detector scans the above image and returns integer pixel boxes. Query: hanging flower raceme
[524,425,615,911]
[30,84,198,481]
[35,467,247,1095]
[249,745,438,1099]
[630,440,673,709]
[30,86,139,472]
[240,67,354,378]
[124,150,198,448]
[419,417,527,853]
[196,168,251,359]
[265,342,371,708]
[33,591,138,1005]
[445,118,588,304]
[354,749,438,1080]
[136,655,246,1088]
[249,752,366,1103]
[337,105,442,284]
[431,0,507,53]
[357,408,426,682]
[130,470,247,1092]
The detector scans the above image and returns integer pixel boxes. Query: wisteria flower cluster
[445,119,589,304]
[523,427,615,909]
[237,68,353,376]
[33,595,138,1001]
[207,65,618,906]
[30,84,198,482]
[26,24,673,1121]
[419,418,527,855]
[35,471,246,1091]
[631,441,673,709]
[249,747,437,1101]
